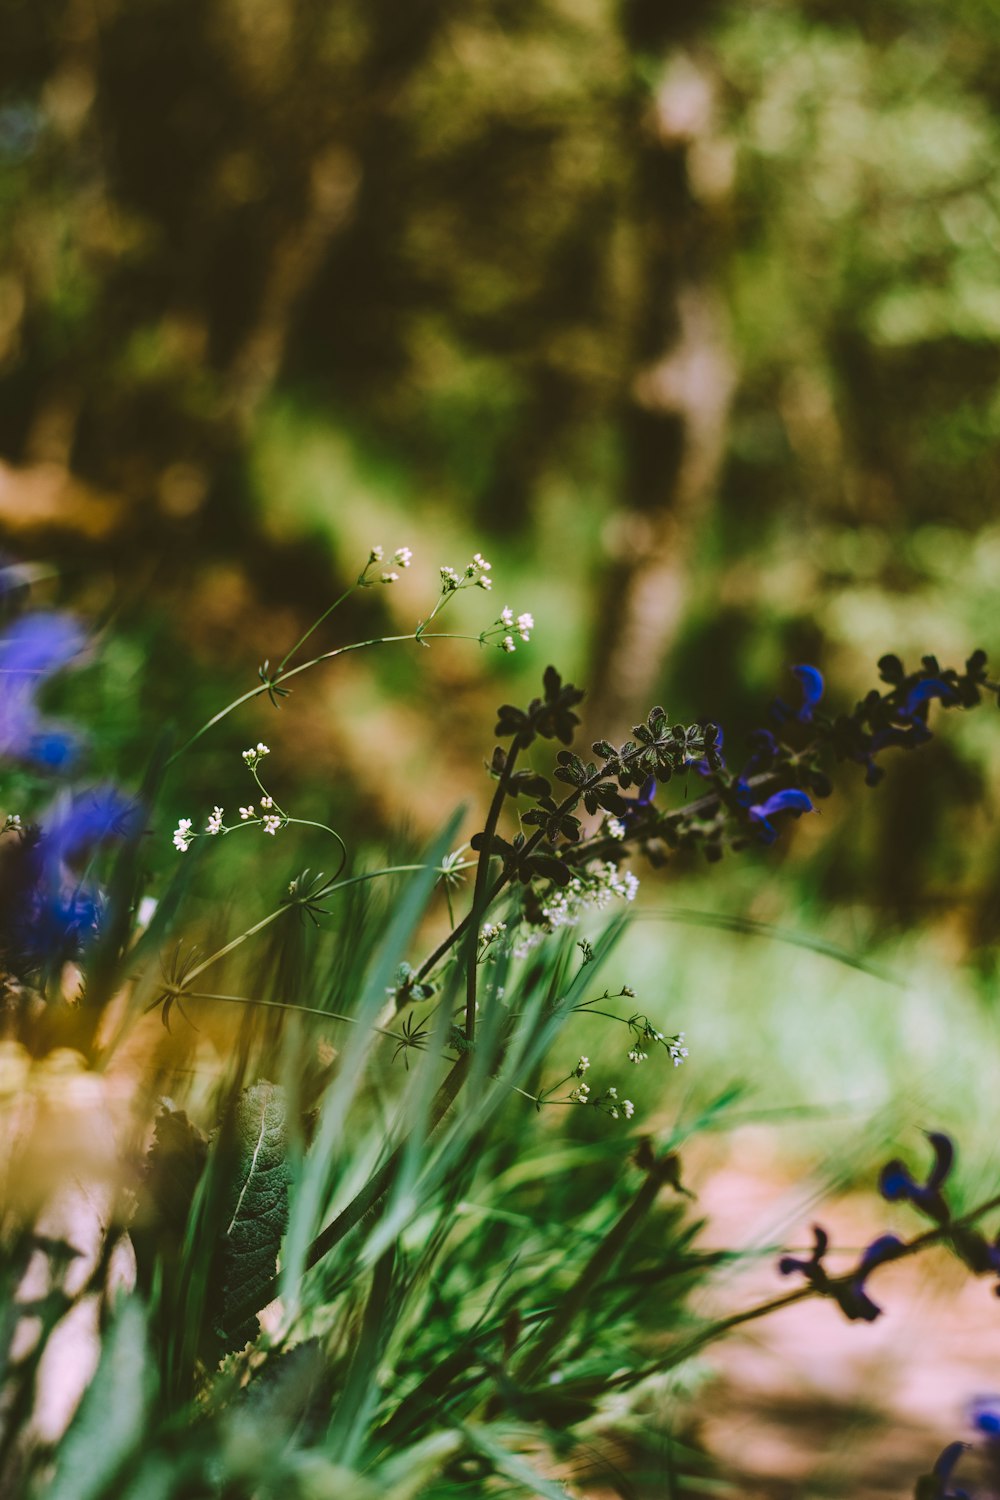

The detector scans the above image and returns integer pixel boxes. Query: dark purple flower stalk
[779,1224,904,1322]
[879,1132,954,1224]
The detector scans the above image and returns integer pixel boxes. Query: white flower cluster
[537,861,639,934]
[668,1031,689,1067]
[3,813,22,833]
[497,604,533,653]
[570,1080,635,1122]
[604,814,626,841]
[173,743,289,852]
[368,545,413,584]
[441,552,493,593]
[480,920,507,943]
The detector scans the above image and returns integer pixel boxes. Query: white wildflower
[393,547,413,567]
[576,1055,590,1075]
[627,1048,647,1065]
[478,575,493,590]
[206,806,224,836]
[262,814,282,835]
[516,611,533,641]
[172,818,194,852]
[260,795,273,809]
[605,815,626,840]
[501,636,516,653]
[381,571,399,584]
[369,545,384,563]
[239,805,255,821]
[623,1099,635,1119]
[500,605,514,628]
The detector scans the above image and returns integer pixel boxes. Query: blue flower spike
[879,1132,954,1224]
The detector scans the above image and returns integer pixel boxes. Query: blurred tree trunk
[588,23,734,738]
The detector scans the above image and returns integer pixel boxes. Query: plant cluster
[2,553,1000,1498]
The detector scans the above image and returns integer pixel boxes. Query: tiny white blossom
[381,571,399,584]
[623,1099,635,1119]
[173,818,194,852]
[257,742,269,755]
[481,921,507,941]
[609,1107,619,1119]
[500,605,514,628]
[239,805,255,820]
[477,575,493,590]
[607,1086,618,1097]
[627,1048,647,1065]
[262,814,282,835]
[516,611,533,641]
[501,636,516,653]
[576,1055,590,1075]
[605,816,626,840]
[369,545,384,563]
[472,552,491,572]
[5,814,21,831]
[260,795,274,809]
[206,806,224,836]
[393,547,413,567]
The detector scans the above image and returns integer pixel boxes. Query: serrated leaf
[217,1081,291,1353]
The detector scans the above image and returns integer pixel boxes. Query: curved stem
[168,631,489,765]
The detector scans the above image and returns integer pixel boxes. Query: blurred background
[3,0,1000,1492]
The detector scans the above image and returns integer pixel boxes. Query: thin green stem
[177,990,408,1043]
[168,631,490,765]
[276,580,360,674]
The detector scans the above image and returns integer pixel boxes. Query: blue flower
[772,664,825,726]
[879,1132,953,1224]
[0,611,84,767]
[2,786,141,975]
[746,787,813,845]
[971,1395,1000,1440]
[620,775,658,824]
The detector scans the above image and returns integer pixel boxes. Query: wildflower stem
[176,990,408,1043]
[168,631,492,765]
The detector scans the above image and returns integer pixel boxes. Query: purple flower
[0,611,84,768]
[772,664,825,726]
[879,1132,953,1224]
[620,775,658,824]
[746,787,813,845]
[779,1224,904,1322]
[915,1442,972,1499]
[836,1234,905,1322]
